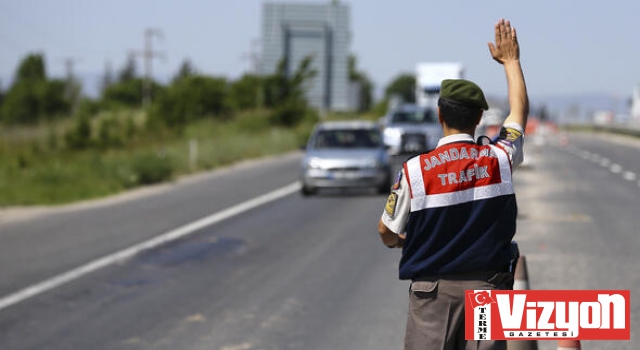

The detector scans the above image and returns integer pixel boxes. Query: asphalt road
[515,131,640,349]
[0,153,303,298]
[0,131,638,349]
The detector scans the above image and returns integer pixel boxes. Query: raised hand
[488,18,520,64]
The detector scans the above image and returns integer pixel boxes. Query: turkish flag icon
[468,291,497,308]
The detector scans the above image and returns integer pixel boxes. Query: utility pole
[241,38,263,108]
[132,28,164,106]
[100,59,115,94]
[62,57,81,113]
[242,38,261,74]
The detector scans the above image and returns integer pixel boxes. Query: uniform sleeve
[496,122,525,168]
[380,168,411,234]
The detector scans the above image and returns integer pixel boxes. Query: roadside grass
[0,109,315,206]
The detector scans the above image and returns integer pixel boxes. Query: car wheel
[377,183,390,195]
[377,172,392,194]
[301,185,317,196]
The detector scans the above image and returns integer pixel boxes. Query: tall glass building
[261,1,351,112]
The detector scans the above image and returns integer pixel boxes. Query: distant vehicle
[380,103,442,155]
[592,110,615,125]
[475,108,506,141]
[416,62,464,109]
[300,121,391,196]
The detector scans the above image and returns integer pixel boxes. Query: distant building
[260,1,352,112]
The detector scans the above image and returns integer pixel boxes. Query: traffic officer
[377,19,529,350]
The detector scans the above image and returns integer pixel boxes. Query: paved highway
[0,131,638,349]
[515,132,640,349]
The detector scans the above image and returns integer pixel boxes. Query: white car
[380,104,442,155]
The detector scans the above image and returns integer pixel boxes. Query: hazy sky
[1,0,639,100]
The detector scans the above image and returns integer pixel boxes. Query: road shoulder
[0,151,302,226]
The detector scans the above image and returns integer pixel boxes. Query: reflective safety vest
[399,141,517,280]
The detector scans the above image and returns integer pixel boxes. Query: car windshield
[313,129,382,149]
[391,108,437,124]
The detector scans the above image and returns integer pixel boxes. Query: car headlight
[384,128,402,139]
[308,157,323,169]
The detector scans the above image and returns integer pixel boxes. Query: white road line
[622,171,637,182]
[0,181,302,311]
[573,149,638,186]
[579,150,591,159]
[610,164,623,174]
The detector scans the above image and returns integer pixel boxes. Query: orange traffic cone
[557,339,581,349]
[513,255,530,290]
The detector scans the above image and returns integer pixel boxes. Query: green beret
[439,79,489,110]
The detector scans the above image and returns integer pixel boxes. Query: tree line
[0,53,379,127]
[0,52,426,153]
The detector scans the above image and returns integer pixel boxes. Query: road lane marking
[609,163,623,174]
[622,171,637,181]
[568,147,639,188]
[0,181,302,311]
[579,150,591,159]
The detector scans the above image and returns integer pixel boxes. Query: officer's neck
[441,123,476,138]
[438,112,480,138]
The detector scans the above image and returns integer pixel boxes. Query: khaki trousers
[404,272,512,350]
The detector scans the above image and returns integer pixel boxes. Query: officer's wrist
[393,235,404,248]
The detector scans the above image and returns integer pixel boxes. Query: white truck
[415,62,465,109]
[380,62,466,155]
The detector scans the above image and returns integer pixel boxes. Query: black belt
[412,270,507,282]
[412,270,514,289]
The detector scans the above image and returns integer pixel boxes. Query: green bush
[149,75,230,127]
[268,99,319,127]
[76,98,100,118]
[64,113,92,149]
[235,110,270,132]
[1,54,70,124]
[97,117,123,149]
[1,80,70,124]
[229,74,265,110]
[372,99,389,118]
[1,82,40,123]
[384,74,416,103]
[128,152,174,186]
[101,79,142,108]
